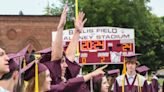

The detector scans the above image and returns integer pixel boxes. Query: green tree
[44,0,164,70]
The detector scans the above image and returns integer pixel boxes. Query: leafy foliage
[44,0,164,71]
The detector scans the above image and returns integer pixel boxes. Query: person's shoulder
[137,74,146,81]
[0,87,9,92]
[116,74,124,81]
[115,74,125,86]
[152,75,158,80]
[137,74,148,86]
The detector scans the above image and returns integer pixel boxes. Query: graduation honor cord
[122,74,142,92]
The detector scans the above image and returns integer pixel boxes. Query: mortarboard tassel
[35,60,39,92]
[34,54,41,92]
[23,59,29,89]
[122,57,126,92]
[23,58,26,67]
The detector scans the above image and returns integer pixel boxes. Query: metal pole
[90,65,96,92]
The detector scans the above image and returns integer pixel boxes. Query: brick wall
[0,15,60,53]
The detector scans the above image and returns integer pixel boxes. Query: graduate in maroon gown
[93,75,109,92]
[0,53,19,92]
[0,50,36,92]
[25,63,52,92]
[136,65,155,92]
[107,69,120,92]
[151,72,160,92]
[39,50,107,92]
[37,4,107,92]
[113,53,149,92]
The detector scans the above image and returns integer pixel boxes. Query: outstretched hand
[90,65,108,77]
[57,4,68,29]
[74,12,87,33]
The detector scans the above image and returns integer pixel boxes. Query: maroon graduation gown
[148,82,155,92]
[42,57,90,92]
[50,77,89,92]
[151,78,159,92]
[113,74,148,92]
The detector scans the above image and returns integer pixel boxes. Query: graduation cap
[23,60,48,92]
[122,53,141,74]
[136,65,149,76]
[24,62,48,81]
[9,44,31,87]
[7,50,34,73]
[124,53,141,65]
[7,53,19,72]
[8,44,31,69]
[124,53,141,58]
[35,47,52,63]
[108,69,120,76]
[8,53,17,59]
[36,47,52,54]
[20,49,47,92]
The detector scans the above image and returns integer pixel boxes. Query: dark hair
[93,77,102,92]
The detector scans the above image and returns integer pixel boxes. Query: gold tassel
[34,54,41,92]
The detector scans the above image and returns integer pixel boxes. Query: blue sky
[0,0,164,17]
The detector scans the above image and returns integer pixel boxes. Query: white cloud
[148,0,164,17]
[0,0,60,15]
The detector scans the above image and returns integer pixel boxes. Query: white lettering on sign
[80,53,88,58]
[120,39,134,43]
[122,52,134,56]
[52,27,134,41]
[97,52,109,57]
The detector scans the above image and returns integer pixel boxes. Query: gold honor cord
[122,74,125,92]
[35,61,39,92]
[137,74,142,92]
[34,54,41,92]
[23,59,26,67]
[122,74,142,92]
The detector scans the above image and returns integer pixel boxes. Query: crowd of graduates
[0,4,163,92]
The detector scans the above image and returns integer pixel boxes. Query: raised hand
[57,4,68,29]
[73,12,87,33]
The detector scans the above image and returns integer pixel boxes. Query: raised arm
[65,12,87,62]
[51,5,67,61]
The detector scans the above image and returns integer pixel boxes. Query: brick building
[0,15,60,53]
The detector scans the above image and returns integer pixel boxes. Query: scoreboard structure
[52,27,135,65]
